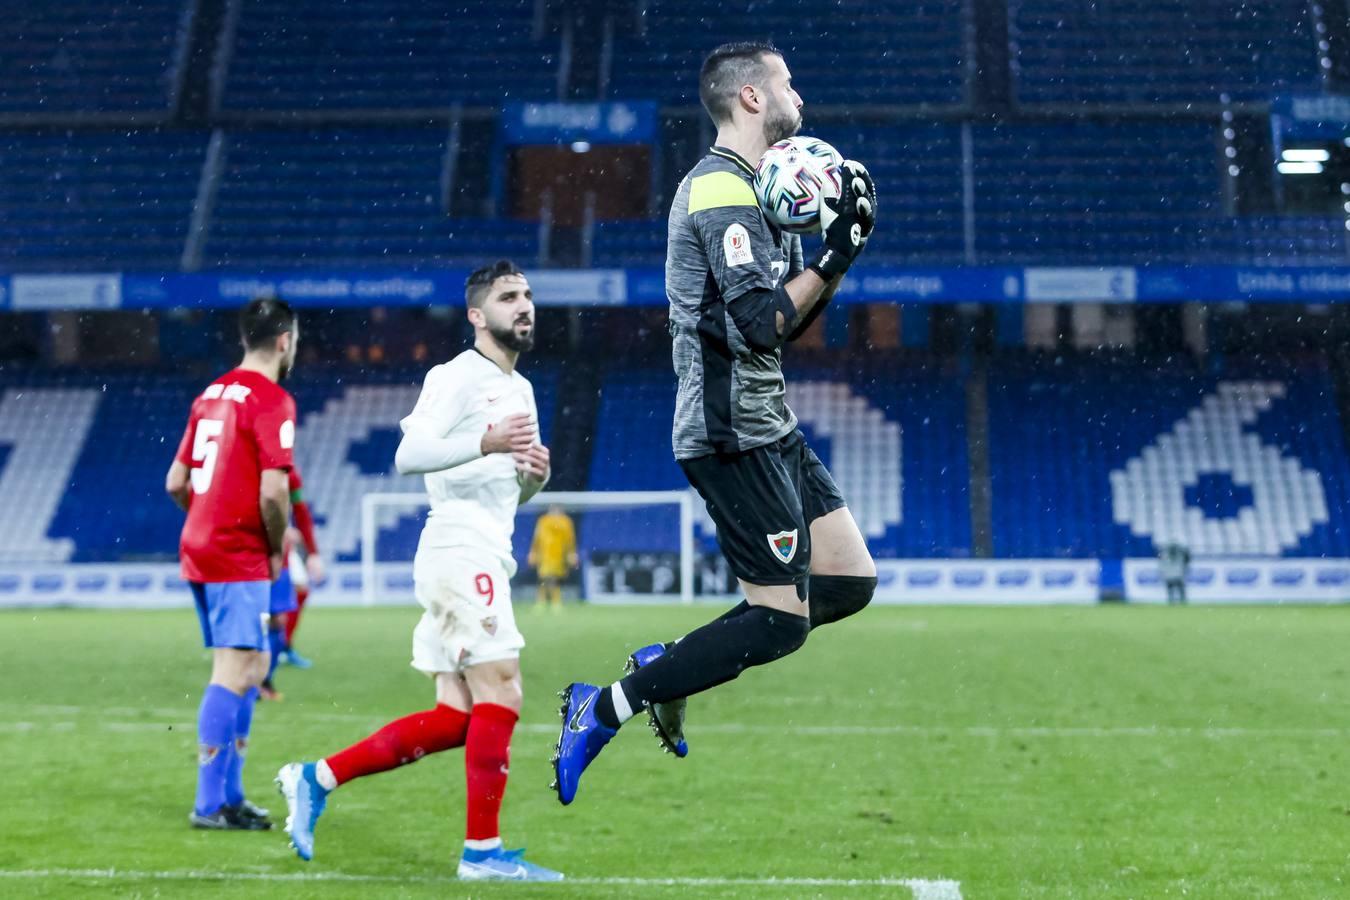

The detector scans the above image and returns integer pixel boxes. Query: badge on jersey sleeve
[724,224,754,267]
[767,529,798,564]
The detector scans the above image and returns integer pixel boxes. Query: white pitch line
[0,869,961,897]
[1,717,1348,740]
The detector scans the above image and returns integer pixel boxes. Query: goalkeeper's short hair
[465,259,525,308]
[699,41,782,125]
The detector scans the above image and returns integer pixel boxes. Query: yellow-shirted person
[528,504,578,610]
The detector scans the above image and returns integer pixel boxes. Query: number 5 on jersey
[190,418,226,494]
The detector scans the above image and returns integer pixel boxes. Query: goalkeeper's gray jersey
[667,147,804,460]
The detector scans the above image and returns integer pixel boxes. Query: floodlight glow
[1281,148,1330,162]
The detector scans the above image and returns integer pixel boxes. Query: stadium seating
[594,123,966,267]
[608,0,967,107]
[1009,0,1323,104]
[3,357,1350,566]
[583,362,971,558]
[205,128,539,268]
[0,131,207,271]
[973,120,1221,263]
[594,121,1348,268]
[223,0,560,111]
[0,1,185,114]
[0,367,558,565]
[987,358,1350,558]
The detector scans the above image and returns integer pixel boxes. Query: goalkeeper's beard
[490,321,535,353]
[764,107,801,146]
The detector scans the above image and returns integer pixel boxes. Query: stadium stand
[0,0,1342,272]
[204,128,539,268]
[583,363,971,558]
[0,131,207,272]
[973,120,1222,263]
[988,358,1350,558]
[1009,0,1323,104]
[223,0,561,111]
[0,385,103,563]
[3,356,1350,566]
[0,0,186,115]
[0,367,557,565]
[608,0,968,107]
[592,122,966,267]
[595,121,1345,268]
[809,123,966,264]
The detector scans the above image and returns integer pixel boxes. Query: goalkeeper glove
[808,160,877,281]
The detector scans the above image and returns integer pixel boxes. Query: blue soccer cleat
[275,762,328,861]
[281,649,314,669]
[457,845,564,881]
[550,683,616,806]
[625,642,689,758]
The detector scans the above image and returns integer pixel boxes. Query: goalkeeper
[553,41,879,804]
[528,504,578,611]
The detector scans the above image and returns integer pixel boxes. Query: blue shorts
[269,568,297,616]
[191,581,270,651]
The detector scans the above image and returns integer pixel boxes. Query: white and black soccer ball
[753,136,843,234]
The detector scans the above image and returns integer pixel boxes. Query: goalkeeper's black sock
[610,605,809,715]
[594,687,622,729]
[593,600,759,728]
[594,601,772,728]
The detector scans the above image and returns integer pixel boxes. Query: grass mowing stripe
[3,716,1350,739]
[0,868,961,896]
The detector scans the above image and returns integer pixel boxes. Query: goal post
[359,490,697,606]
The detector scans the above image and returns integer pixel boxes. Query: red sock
[284,587,309,646]
[325,704,470,786]
[464,703,518,842]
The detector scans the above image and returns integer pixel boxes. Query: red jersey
[175,367,297,582]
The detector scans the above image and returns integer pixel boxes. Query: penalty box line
[0,868,962,897]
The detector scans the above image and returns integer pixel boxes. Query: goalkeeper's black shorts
[679,428,845,587]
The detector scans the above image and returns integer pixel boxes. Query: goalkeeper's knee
[808,574,877,630]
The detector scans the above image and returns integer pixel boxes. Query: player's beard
[491,319,535,353]
[764,104,801,146]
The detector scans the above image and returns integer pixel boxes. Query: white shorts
[410,551,524,676]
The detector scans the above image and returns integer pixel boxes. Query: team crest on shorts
[481,616,498,636]
[767,529,799,564]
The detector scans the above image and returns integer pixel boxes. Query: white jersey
[400,349,538,573]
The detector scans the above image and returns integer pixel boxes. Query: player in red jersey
[165,297,299,831]
[279,466,325,668]
[259,466,326,701]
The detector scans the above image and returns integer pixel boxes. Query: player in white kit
[275,260,563,882]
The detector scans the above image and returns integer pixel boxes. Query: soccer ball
[753,136,843,234]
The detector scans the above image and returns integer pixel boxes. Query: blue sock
[224,687,259,807]
[267,628,285,683]
[195,684,243,816]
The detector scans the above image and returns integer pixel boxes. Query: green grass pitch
[0,603,1346,898]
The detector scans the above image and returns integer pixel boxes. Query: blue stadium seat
[205,128,539,268]
[1009,0,1322,104]
[988,358,1350,558]
[974,121,1221,263]
[0,131,207,271]
[608,0,967,107]
[0,1,185,114]
[224,0,560,111]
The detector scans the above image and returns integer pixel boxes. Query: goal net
[359,490,697,606]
